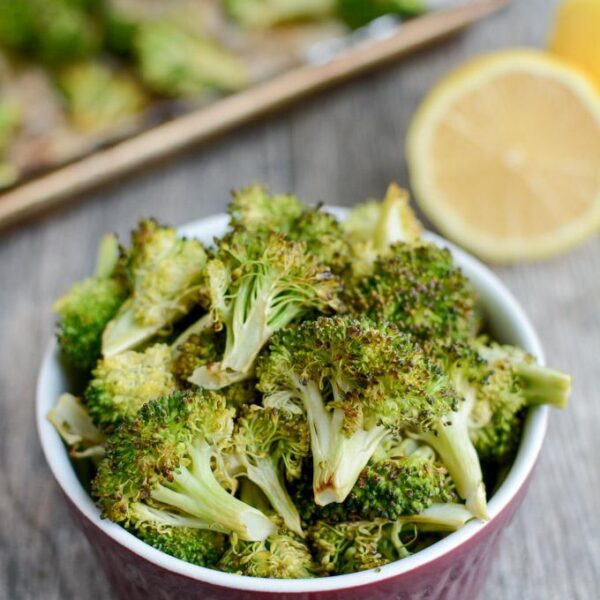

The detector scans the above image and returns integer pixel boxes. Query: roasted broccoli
[342,183,422,274]
[293,436,457,524]
[218,530,318,578]
[85,343,177,429]
[48,183,571,578]
[258,316,460,506]
[345,241,480,342]
[310,503,473,574]
[93,390,276,541]
[54,233,127,371]
[233,405,309,535]
[187,231,342,389]
[102,219,207,357]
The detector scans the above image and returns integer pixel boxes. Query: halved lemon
[406,50,600,262]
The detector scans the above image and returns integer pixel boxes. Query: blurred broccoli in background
[57,61,147,133]
[134,21,247,97]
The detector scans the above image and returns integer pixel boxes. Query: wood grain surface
[0,0,598,598]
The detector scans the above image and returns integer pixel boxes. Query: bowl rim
[36,208,548,594]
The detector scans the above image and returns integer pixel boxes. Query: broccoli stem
[515,364,571,409]
[94,233,121,278]
[102,301,161,357]
[300,380,387,506]
[417,380,488,521]
[245,457,304,537]
[150,440,276,541]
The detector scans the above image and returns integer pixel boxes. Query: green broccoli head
[134,21,246,97]
[234,405,309,535]
[224,0,336,28]
[85,343,177,429]
[102,220,207,356]
[93,390,276,541]
[188,231,343,389]
[465,342,571,463]
[310,519,396,574]
[258,316,459,506]
[342,183,422,275]
[292,436,456,524]
[345,241,480,342]
[227,185,305,236]
[132,505,225,567]
[218,531,318,578]
[228,186,350,273]
[54,233,127,371]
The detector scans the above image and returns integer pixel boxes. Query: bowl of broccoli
[36,183,570,599]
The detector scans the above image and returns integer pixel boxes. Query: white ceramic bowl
[36,209,547,599]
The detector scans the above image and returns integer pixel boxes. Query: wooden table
[0,0,597,598]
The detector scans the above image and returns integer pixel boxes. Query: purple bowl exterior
[64,474,532,600]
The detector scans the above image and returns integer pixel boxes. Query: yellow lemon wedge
[550,0,600,86]
[406,50,600,263]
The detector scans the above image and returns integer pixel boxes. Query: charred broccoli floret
[293,436,456,524]
[93,390,276,541]
[218,530,318,578]
[187,231,342,389]
[258,316,460,507]
[233,405,309,535]
[54,233,127,371]
[345,241,480,342]
[85,343,178,428]
[102,219,207,356]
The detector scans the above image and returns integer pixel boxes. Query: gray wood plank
[0,0,598,598]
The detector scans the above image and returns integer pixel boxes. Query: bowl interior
[36,208,548,594]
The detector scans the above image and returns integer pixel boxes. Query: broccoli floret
[131,503,225,567]
[85,343,178,429]
[225,0,336,28]
[47,393,106,459]
[465,342,570,463]
[293,436,457,524]
[54,233,127,371]
[93,390,276,541]
[227,185,305,235]
[258,316,460,506]
[218,531,318,578]
[102,220,207,357]
[338,0,426,30]
[134,21,247,97]
[57,61,147,133]
[228,186,351,274]
[187,231,342,389]
[233,405,309,536]
[309,519,396,574]
[342,183,422,275]
[310,502,472,574]
[345,241,480,342]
